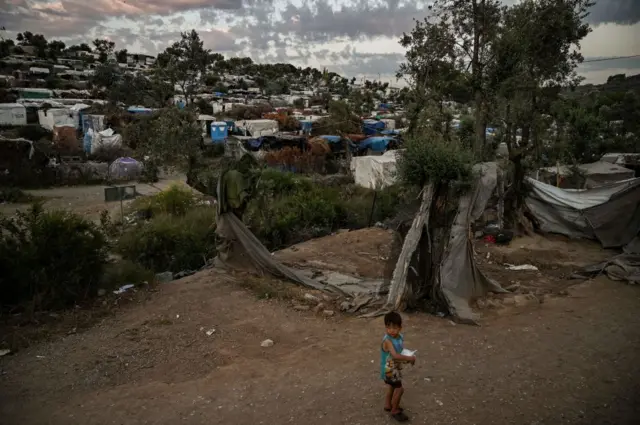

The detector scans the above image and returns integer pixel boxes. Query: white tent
[350,150,399,189]
[0,103,27,126]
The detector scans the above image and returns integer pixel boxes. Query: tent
[525,177,640,250]
[350,150,399,189]
[109,157,142,180]
[539,160,635,189]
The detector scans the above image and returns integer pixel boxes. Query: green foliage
[398,132,474,187]
[0,187,35,203]
[246,170,411,250]
[101,260,154,289]
[130,185,201,218]
[0,205,108,312]
[117,207,217,273]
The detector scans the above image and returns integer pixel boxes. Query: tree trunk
[385,183,434,311]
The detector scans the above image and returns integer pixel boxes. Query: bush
[398,133,474,187]
[130,184,201,218]
[101,260,155,289]
[0,187,35,203]
[246,170,411,250]
[116,207,217,272]
[0,205,108,312]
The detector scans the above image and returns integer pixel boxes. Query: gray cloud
[587,0,640,25]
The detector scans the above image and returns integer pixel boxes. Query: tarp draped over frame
[525,177,640,250]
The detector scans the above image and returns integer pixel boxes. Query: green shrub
[101,260,155,289]
[398,132,474,187]
[0,204,108,312]
[130,184,201,218]
[117,207,217,272]
[246,170,412,250]
[0,187,35,203]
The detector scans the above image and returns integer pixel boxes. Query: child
[381,311,415,422]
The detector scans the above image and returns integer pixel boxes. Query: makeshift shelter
[538,161,634,189]
[373,162,507,324]
[0,103,27,126]
[525,177,640,250]
[236,119,278,137]
[109,157,142,180]
[38,108,76,130]
[350,150,399,189]
[359,136,396,153]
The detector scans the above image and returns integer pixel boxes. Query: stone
[155,271,173,283]
[260,339,274,347]
[322,310,335,317]
[303,293,320,304]
[339,301,352,311]
[313,303,325,314]
[337,229,350,234]
[476,298,487,309]
[293,304,311,311]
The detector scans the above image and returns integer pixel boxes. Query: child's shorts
[384,378,402,389]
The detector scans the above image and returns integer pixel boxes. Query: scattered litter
[113,284,135,294]
[448,320,457,326]
[436,312,445,318]
[435,399,444,406]
[174,270,196,279]
[205,328,216,336]
[505,264,538,271]
[199,327,205,331]
[322,310,335,317]
[0,349,10,357]
[176,314,180,318]
[293,304,310,311]
[401,349,416,357]
[36,355,45,359]
[261,339,274,347]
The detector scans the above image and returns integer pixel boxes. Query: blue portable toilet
[210,121,228,144]
[300,120,313,134]
[127,106,153,115]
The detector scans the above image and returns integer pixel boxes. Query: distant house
[29,67,50,76]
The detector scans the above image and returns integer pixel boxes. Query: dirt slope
[1,267,639,425]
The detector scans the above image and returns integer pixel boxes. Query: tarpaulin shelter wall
[525,177,640,249]
[538,161,635,189]
[350,150,399,189]
[439,162,507,322]
[38,108,76,130]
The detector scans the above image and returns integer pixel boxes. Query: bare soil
[0,175,190,221]
[1,232,640,425]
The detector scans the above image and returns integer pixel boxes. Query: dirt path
[0,174,189,220]
[1,269,639,425]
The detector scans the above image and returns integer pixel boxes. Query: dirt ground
[0,174,189,221]
[1,232,640,425]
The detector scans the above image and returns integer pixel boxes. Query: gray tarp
[571,253,640,284]
[525,177,640,249]
[440,162,508,323]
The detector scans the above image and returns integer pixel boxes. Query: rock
[97,289,106,297]
[502,296,516,305]
[174,270,196,279]
[337,228,350,234]
[293,304,311,311]
[513,294,538,307]
[260,339,274,347]
[206,328,216,336]
[339,301,352,312]
[322,310,335,317]
[313,303,325,314]
[303,293,320,304]
[476,298,487,309]
[155,271,173,283]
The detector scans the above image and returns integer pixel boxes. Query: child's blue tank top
[380,334,404,379]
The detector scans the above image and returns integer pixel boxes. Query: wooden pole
[384,183,434,311]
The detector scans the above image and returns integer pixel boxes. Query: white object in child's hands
[401,349,416,356]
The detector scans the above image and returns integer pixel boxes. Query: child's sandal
[391,411,409,422]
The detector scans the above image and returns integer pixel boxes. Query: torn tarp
[571,253,640,285]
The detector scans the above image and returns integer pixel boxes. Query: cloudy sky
[1,0,638,85]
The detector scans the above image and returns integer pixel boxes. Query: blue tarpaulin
[127,106,153,115]
[360,136,394,153]
[363,119,385,135]
[300,120,313,134]
[318,135,342,144]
